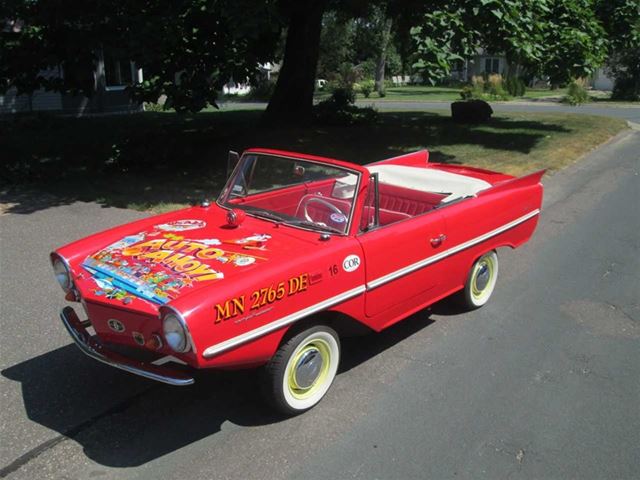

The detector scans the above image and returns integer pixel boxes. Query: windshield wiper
[240,206,288,222]
[285,219,344,234]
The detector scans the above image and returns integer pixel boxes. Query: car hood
[73,206,317,308]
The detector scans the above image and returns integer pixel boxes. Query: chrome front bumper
[60,306,194,386]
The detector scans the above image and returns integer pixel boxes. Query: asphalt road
[1,130,639,479]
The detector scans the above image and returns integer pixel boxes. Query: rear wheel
[263,325,340,415]
[461,251,499,310]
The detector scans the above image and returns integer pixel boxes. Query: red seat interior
[378,183,446,216]
[361,206,411,228]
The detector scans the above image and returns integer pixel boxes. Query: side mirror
[227,151,240,178]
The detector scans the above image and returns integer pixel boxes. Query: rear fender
[455,170,545,276]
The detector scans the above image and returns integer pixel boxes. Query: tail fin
[478,170,545,197]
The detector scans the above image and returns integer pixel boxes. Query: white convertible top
[368,164,492,203]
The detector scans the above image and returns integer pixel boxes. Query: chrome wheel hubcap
[475,263,490,291]
[294,348,323,389]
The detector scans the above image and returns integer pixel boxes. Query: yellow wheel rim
[471,255,495,301]
[287,339,331,400]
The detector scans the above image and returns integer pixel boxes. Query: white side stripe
[202,285,366,358]
[367,209,540,290]
[201,209,539,359]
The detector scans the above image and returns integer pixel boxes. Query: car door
[357,209,447,320]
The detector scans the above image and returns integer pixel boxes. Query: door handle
[430,234,447,247]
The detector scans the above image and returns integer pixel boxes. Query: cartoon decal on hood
[155,219,207,232]
[82,221,271,305]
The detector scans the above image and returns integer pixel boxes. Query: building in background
[449,51,508,82]
[1,20,142,115]
[590,67,615,91]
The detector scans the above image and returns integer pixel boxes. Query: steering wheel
[301,196,344,223]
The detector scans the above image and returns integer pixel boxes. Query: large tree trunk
[374,18,392,94]
[264,1,326,124]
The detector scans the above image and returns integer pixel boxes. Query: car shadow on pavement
[2,309,437,469]
[339,312,436,373]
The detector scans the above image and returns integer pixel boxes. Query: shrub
[324,79,342,93]
[562,79,589,105]
[248,80,276,101]
[330,86,356,106]
[313,87,378,125]
[463,76,486,99]
[471,75,485,92]
[378,87,387,98]
[360,79,375,98]
[611,76,640,101]
[460,76,486,100]
[461,74,512,101]
[505,76,526,97]
[327,62,360,91]
[486,74,509,100]
[143,102,165,112]
[357,60,376,80]
[460,85,473,100]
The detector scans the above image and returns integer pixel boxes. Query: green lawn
[520,88,568,100]
[2,108,627,213]
[361,86,636,104]
[312,85,463,102]
[354,85,568,103]
[367,86,462,102]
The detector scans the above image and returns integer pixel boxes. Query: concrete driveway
[1,129,638,479]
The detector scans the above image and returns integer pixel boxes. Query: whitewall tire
[263,325,340,415]
[462,250,499,309]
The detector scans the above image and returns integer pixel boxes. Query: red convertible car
[52,148,543,414]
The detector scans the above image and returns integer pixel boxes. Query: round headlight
[52,257,72,292]
[163,313,190,353]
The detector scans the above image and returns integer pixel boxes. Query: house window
[104,53,134,90]
[484,58,500,74]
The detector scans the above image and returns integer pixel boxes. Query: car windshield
[218,153,360,234]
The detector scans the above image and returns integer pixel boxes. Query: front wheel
[461,250,499,310]
[262,325,340,415]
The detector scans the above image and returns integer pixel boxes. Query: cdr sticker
[330,213,347,224]
[342,254,361,272]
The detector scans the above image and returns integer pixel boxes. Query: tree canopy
[596,0,640,99]
[411,0,608,85]
[0,0,282,112]
[0,0,635,117]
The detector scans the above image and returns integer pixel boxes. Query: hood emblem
[107,319,126,333]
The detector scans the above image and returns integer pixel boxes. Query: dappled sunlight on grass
[2,109,627,214]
